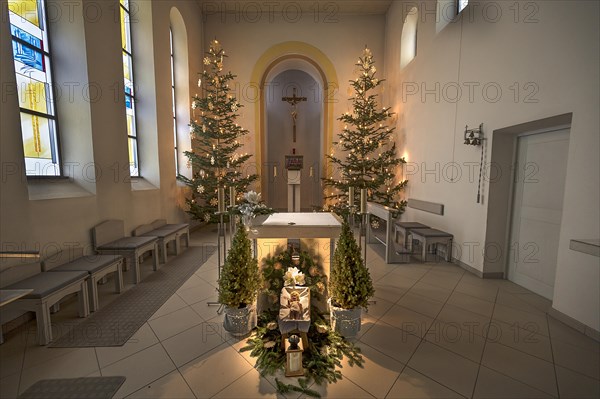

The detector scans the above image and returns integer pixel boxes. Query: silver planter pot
[329,301,362,338]
[223,305,257,336]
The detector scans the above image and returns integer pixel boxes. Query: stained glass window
[170,28,179,175]
[120,0,139,176]
[8,0,60,176]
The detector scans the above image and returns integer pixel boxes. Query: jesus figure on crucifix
[282,87,307,143]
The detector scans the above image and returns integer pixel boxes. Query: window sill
[131,177,159,192]
[27,178,94,201]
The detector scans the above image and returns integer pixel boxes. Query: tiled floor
[1,227,599,398]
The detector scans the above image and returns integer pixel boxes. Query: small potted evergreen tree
[218,223,261,336]
[329,222,375,337]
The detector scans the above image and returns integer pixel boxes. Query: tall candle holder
[359,188,368,263]
[208,187,228,312]
[348,186,356,228]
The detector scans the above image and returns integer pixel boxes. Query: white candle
[274,166,277,177]
[229,186,236,207]
[217,187,225,213]
[348,187,355,208]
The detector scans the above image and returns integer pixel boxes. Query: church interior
[1,0,599,398]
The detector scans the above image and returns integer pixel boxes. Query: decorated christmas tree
[323,47,407,216]
[329,222,374,310]
[179,39,258,223]
[218,223,261,308]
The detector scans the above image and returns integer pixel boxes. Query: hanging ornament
[210,197,218,206]
[210,156,215,165]
[208,102,214,111]
[196,185,205,193]
[203,213,211,222]
[202,124,207,133]
[203,57,211,65]
[197,78,202,87]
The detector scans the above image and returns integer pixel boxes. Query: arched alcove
[251,42,338,206]
[265,69,322,211]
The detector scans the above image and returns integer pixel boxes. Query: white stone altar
[252,212,342,301]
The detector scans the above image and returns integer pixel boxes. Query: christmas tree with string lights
[323,47,407,217]
[179,39,258,223]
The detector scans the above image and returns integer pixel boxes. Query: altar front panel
[253,213,342,314]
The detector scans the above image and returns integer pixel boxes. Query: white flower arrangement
[284,267,305,287]
[236,190,272,217]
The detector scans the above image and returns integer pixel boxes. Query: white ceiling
[197,0,393,16]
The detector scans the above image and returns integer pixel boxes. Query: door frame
[482,113,572,279]
[505,127,570,297]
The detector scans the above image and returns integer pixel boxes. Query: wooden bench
[0,260,89,345]
[42,248,124,312]
[133,220,189,263]
[93,220,159,284]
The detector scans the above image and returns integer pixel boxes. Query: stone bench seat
[133,220,190,264]
[44,252,124,312]
[93,220,159,284]
[393,221,430,252]
[1,264,89,345]
[410,228,454,262]
[98,236,158,250]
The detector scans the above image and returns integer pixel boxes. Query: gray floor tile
[360,321,421,364]
[408,341,479,397]
[551,338,600,380]
[555,365,600,399]
[482,341,557,396]
[396,291,445,319]
[425,320,486,363]
[380,304,435,338]
[473,366,553,398]
[386,367,464,398]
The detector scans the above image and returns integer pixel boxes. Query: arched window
[169,28,178,175]
[120,0,139,176]
[400,7,418,69]
[169,7,191,180]
[437,0,469,33]
[8,0,60,176]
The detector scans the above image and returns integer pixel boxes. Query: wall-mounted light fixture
[464,124,484,146]
[463,124,486,204]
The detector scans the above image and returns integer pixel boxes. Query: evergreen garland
[179,39,258,223]
[329,222,374,309]
[240,247,364,397]
[323,47,407,217]
[218,224,261,308]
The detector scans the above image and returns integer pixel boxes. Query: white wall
[0,0,203,258]
[385,0,599,330]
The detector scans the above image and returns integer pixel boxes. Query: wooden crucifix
[282,87,307,143]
